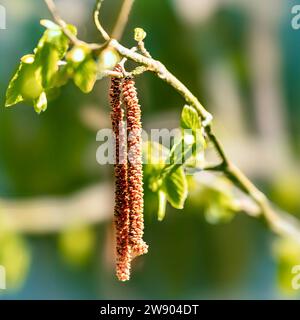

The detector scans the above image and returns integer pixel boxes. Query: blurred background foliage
[0,0,300,299]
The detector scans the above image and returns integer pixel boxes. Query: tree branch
[1,184,113,234]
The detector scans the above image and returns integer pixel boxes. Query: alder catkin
[123,76,148,257]
[110,65,131,281]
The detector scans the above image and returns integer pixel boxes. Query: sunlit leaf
[163,166,188,209]
[38,22,77,59]
[5,63,25,107]
[53,64,72,87]
[181,105,201,131]
[143,141,169,192]
[35,42,60,88]
[73,58,97,93]
[67,45,88,64]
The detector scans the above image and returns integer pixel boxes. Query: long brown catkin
[123,76,148,257]
[110,65,131,281]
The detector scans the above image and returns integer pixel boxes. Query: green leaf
[36,43,60,89]
[38,23,77,59]
[163,166,188,209]
[144,141,188,214]
[20,54,35,64]
[157,190,167,221]
[53,64,71,87]
[181,105,201,131]
[5,63,25,107]
[143,141,170,192]
[33,92,47,114]
[67,46,88,64]
[34,22,77,89]
[143,141,170,170]
[5,55,43,107]
[73,58,97,93]
[5,21,77,111]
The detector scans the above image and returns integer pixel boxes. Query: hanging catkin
[123,76,148,257]
[110,65,131,281]
[110,69,148,281]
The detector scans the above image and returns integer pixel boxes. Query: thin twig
[44,0,103,50]
[138,41,152,58]
[94,0,110,41]
[97,70,124,80]
[112,0,135,40]
[44,0,80,45]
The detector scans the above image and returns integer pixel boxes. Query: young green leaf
[5,63,25,107]
[143,141,170,192]
[53,64,71,87]
[73,58,98,93]
[38,22,77,60]
[163,166,188,209]
[35,43,60,89]
[181,105,201,131]
[143,141,170,170]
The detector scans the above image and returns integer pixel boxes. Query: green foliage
[5,61,26,107]
[5,19,102,113]
[66,46,97,93]
[143,105,209,220]
[36,42,60,89]
[144,141,188,220]
[163,166,188,209]
[181,105,201,131]
[5,20,76,113]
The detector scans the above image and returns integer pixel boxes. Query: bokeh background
[0,0,300,299]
